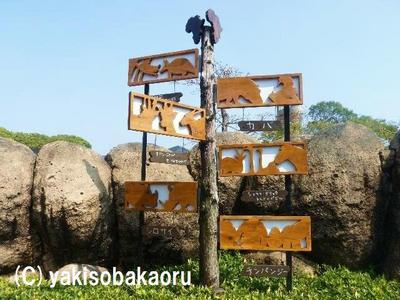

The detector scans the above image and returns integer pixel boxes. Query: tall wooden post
[199,26,220,287]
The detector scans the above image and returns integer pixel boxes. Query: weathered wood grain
[149,150,189,165]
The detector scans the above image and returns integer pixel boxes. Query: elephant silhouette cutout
[160,58,197,79]
[218,78,263,106]
[163,184,197,212]
[268,76,301,105]
[129,184,158,210]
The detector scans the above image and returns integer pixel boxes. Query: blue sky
[1,0,399,154]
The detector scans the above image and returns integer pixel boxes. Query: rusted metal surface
[220,215,312,251]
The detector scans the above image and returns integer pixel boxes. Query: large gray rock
[188,132,258,214]
[105,143,195,267]
[32,141,113,271]
[293,123,385,268]
[0,138,40,273]
[382,130,400,279]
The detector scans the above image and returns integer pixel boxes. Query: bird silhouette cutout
[218,78,263,107]
[160,58,197,79]
[268,76,301,105]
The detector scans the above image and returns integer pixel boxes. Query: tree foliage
[0,127,91,152]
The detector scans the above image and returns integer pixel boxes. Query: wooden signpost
[149,150,189,165]
[128,49,199,86]
[242,189,288,202]
[219,215,312,251]
[128,92,206,140]
[243,265,291,277]
[217,74,303,108]
[125,181,198,213]
[237,120,281,131]
[218,142,308,176]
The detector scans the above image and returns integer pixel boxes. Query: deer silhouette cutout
[179,109,205,139]
[218,78,263,106]
[268,76,301,105]
[157,102,177,133]
[220,150,245,174]
[163,184,196,212]
[160,58,196,79]
[130,58,161,83]
[130,97,159,130]
[273,144,307,173]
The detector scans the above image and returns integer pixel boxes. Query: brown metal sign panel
[128,49,199,86]
[220,215,312,251]
[125,181,197,213]
[218,142,308,177]
[242,189,288,202]
[149,150,189,165]
[128,92,206,141]
[242,265,291,277]
[237,120,282,132]
[217,73,303,108]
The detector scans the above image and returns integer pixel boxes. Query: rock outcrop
[293,123,385,268]
[0,138,40,273]
[382,131,400,279]
[32,141,114,271]
[105,143,196,267]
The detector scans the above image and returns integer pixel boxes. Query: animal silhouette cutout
[220,216,311,251]
[180,109,205,139]
[218,78,263,106]
[266,219,309,249]
[130,97,159,131]
[130,59,161,83]
[157,102,177,133]
[273,143,307,173]
[235,219,268,247]
[185,15,205,44]
[268,76,301,105]
[163,184,197,212]
[131,184,159,210]
[160,58,197,78]
[220,150,245,174]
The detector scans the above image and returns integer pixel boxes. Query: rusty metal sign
[220,215,312,251]
[149,150,189,165]
[128,92,205,141]
[128,49,199,86]
[218,142,308,177]
[125,181,197,213]
[243,265,291,277]
[242,189,288,202]
[237,120,281,132]
[217,74,303,108]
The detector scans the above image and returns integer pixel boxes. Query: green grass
[1,252,399,299]
[0,127,91,151]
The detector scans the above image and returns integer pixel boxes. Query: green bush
[0,127,91,151]
[1,252,399,299]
